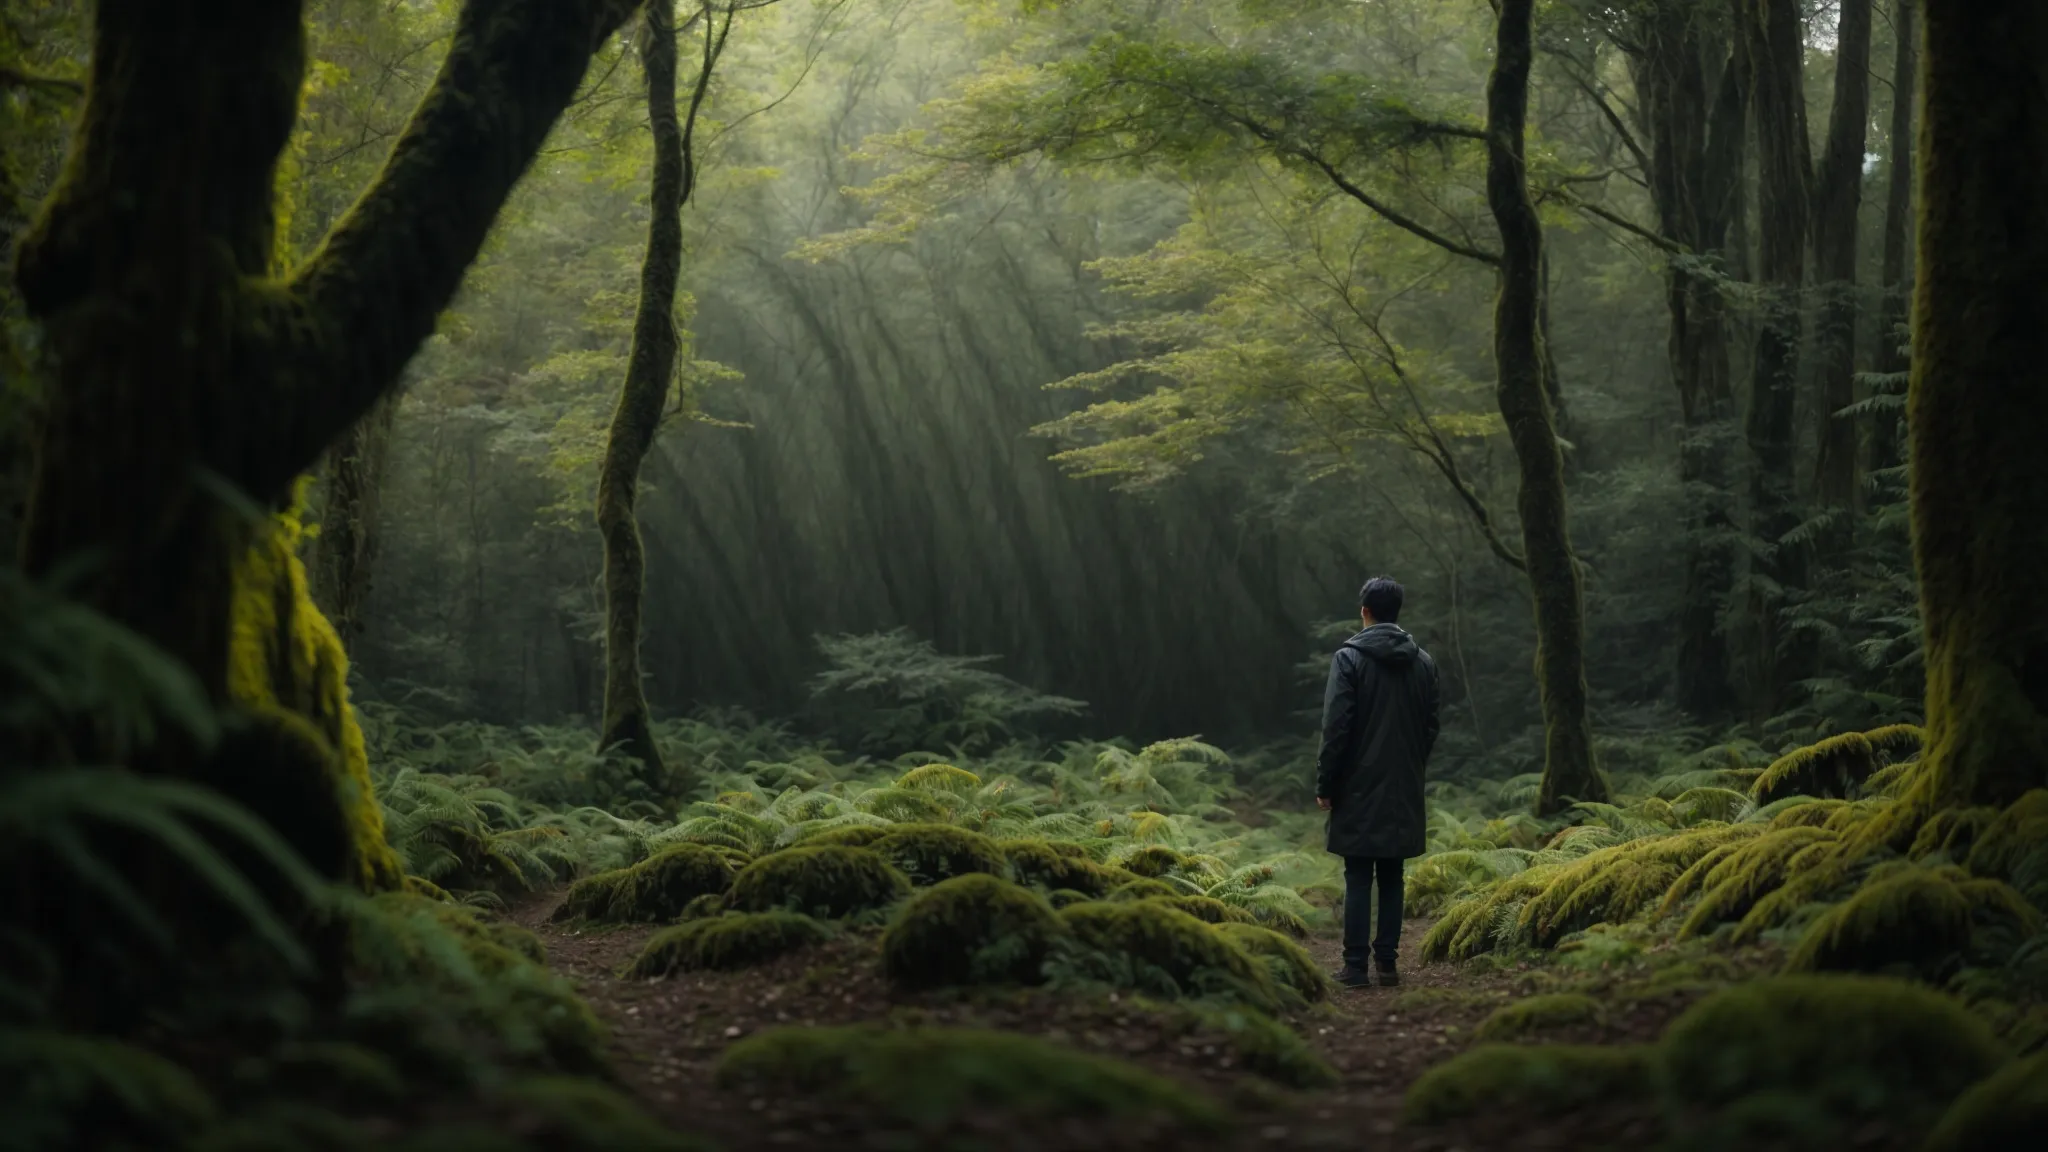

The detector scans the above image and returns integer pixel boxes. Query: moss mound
[1212,922,1330,1004]
[1472,993,1603,1042]
[1922,1051,2048,1152]
[1140,895,1257,926]
[727,844,911,919]
[1786,865,2040,975]
[1402,1043,1654,1125]
[895,763,984,793]
[550,843,735,924]
[1105,877,1179,901]
[1058,900,1278,1009]
[1676,826,1840,938]
[1521,825,1759,946]
[1660,975,2008,1117]
[1171,1004,1338,1089]
[796,824,891,850]
[881,874,1065,990]
[1752,731,1884,805]
[1421,866,1562,962]
[714,1025,1223,1131]
[1002,839,1125,895]
[1117,845,1189,878]
[628,912,830,977]
[1966,789,2048,883]
[871,824,1010,886]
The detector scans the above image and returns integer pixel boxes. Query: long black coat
[1315,624,1441,859]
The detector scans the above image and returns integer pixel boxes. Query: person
[1314,576,1440,988]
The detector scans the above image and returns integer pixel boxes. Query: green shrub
[797,824,891,850]
[1105,877,1178,901]
[549,843,734,924]
[678,892,727,921]
[1142,894,1256,926]
[1922,1051,2048,1152]
[727,845,911,919]
[1056,900,1278,1009]
[1472,993,1603,1042]
[881,874,1065,990]
[1211,922,1330,1004]
[896,763,983,793]
[627,912,831,976]
[1403,1043,1655,1124]
[871,823,1010,886]
[1002,839,1125,895]
[714,1025,1222,1130]
[1659,975,2007,1118]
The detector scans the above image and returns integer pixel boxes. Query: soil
[513,895,1700,1151]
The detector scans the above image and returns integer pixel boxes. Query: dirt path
[515,896,1677,1150]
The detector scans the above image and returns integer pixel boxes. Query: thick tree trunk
[1869,0,1916,473]
[1488,0,1605,814]
[595,0,685,786]
[1809,0,1873,527]
[1906,0,2048,811]
[1740,0,1814,717]
[14,0,635,889]
[309,392,400,642]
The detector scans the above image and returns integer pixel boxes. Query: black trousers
[1341,855,1404,967]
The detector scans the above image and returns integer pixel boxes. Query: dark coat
[1315,623,1440,859]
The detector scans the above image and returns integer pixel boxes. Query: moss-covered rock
[1922,1050,2048,1152]
[549,843,734,924]
[715,1024,1222,1131]
[1659,975,2008,1117]
[1472,993,1603,1042]
[871,824,1009,886]
[1402,1043,1654,1125]
[1784,865,2039,975]
[628,912,831,977]
[1058,900,1278,1009]
[1212,922,1330,1004]
[880,874,1065,990]
[727,845,911,919]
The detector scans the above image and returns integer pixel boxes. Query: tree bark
[1809,0,1874,528]
[309,392,400,642]
[1740,0,1814,717]
[13,0,636,889]
[1906,0,2048,811]
[1869,0,1916,473]
[1488,0,1605,814]
[596,0,691,787]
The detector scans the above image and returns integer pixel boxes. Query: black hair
[1359,576,1404,624]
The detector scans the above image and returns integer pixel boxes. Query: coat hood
[1344,623,1420,666]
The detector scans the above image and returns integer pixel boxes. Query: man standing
[1315,576,1440,988]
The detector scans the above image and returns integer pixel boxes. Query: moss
[1105,877,1179,901]
[628,911,830,977]
[1923,1050,2048,1152]
[3,1030,217,1148]
[1141,894,1257,926]
[1116,845,1188,878]
[1767,797,1855,830]
[1660,975,2008,1115]
[1401,1043,1654,1125]
[1212,922,1331,1004]
[549,843,734,924]
[714,1024,1223,1130]
[1910,805,2000,861]
[1677,826,1838,938]
[1047,888,1094,909]
[1751,731,1881,806]
[475,1073,701,1150]
[1964,790,2048,881]
[727,844,911,919]
[1420,866,1561,962]
[895,763,984,793]
[1169,1004,1338,1089]
[1864,723,1925,763]
[1472,992,1604,1041]
[797,824,891,850]
[1001,839,1126,896]
[678,892,726,921]
[1521,824,1757,946]
[870,823,1009,886]
[1784,865,2040,975]
[880,874,1065,990]
[1058,900,1278,1009]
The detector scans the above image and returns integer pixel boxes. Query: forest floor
[515,895,1697,1151]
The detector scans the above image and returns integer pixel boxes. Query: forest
[1,0,2044,1147]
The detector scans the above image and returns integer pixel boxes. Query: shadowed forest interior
[2,0,2046,1149]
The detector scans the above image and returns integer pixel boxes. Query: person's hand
[1315,796,1332,811]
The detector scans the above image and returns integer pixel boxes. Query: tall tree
[1808,0,1874,528]
[14,0,636,893]
[308,394,399,641]
[1490,0,1606,812]
[1869,0,1916,472]
[1905,0,2048,813]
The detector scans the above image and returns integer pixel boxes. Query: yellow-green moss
[1115,845,1188,879]
[1168,1003,1338,1089]
[1212,922,1331,1004]
[1964,790,2048,881]
[1058,900,1279,1010]
[1922,1050,2048,1152]
[1751,731,1881,805]
[1140,894,1257,926]
[1785,865,2040,974]
[880,874,1064,990]
[1520,825,1756,946]
[627,911,830,977]
[1910,805,2000,861]
[1472,992,1604,1041]
[1105,877,1179,901]
[549,843,734,924]
[727,844,911,919]
[895,763,983,793]
[1420,866,1562,962]
[1000,838,1125,896]
[1659,975,2007,1113]
[1677,826,1838,938]
[796,824,891,850]
[1401,1043,1654,1125]
[870,824,1009,886]
[1863,723,1925,764]
[713,1025,1224,1130]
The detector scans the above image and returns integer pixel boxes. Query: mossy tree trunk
[1808,0,1872,533]
[1907,0,2048,812]
[14,0,636,888]
[309,391,400,642]
[1869,0,1916,474]
[1627,4,1750,722]
[1487,0,1604,814]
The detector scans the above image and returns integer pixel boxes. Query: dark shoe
[1332,965,1374,989]
[1375,961,1401,987]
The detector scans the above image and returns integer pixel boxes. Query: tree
[1808,0,1873,537]
[1904,0,2048,813]
[13,0,637,894]
[1869,0,1916,473]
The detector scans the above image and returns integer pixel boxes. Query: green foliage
[1140,894,1257,926]
[1211,922,1331,1004]
[727,844,912,919]
[880,874,1065,989]
[0,1030,217,1150]
[1922,1051,2048,1152]
[628,912,831,976]
[1169,1003,1338,1089]
[1402,1044,1655,1125]
[1471,993,1603,1041]
[1001,838,1126,896]
[808,629,1086,756]
[714,1024,1224,1130]
[870,823,1011,886]
[1054,900,1279,1009]
[549,843,734,924]
[1785,864,2040,976]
